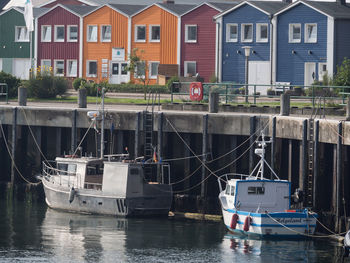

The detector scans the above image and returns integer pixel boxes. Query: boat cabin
[224,179,291,213]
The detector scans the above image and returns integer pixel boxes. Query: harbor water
[0,200,345,263]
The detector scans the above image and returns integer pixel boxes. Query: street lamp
[242,46,251,103]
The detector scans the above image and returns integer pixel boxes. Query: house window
[41,60,51,71]
[135,25,146,42]
[226,23,238,42]
[15,26,29,42]
[54,60,64,76]
[54,25,65,42]
[150,25,160,42]
[87,60,97,77]
[67,60,77,77]
[121,63,128,75]
[318,63,327,81]
[185,25,197,43]
[135,61,146,77]
[149,61,159,78]
[101,25,111,42]
[305,23,317,43]
[184,61,196,77]
[87,25,97,42]
[257,23,268,43]
[67,25,78,42]
[41,25,51,42]
[289,24,301,43]
[241,24,253,42]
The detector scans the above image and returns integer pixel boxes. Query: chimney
[163,0,175,4]
[336,0,346,5]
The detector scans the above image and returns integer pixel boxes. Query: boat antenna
[100,86,105,159]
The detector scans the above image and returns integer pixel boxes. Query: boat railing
[104,154,129,162]
[42,161,79,188]
[217,173,251,192]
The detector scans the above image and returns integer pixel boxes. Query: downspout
[269,14,273,85]
[215,19,220,81]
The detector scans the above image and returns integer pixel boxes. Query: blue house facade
[275,1,350,86]
[215,1,286,94]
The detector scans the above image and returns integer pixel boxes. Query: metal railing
[42,161,79,188]
[170,82,350,107]
[0,83,8,104]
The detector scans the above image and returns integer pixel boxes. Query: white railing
[42,161,79,187]
[217,173,250,192]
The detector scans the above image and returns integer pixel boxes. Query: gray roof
[109,4,146,16]
[0,0,11,11]
[248,1,288,15]
[62,5,98,15]
[300,1,350,19]
[15,6,50,17]
[157,3,196,15]
[209,2,239,12]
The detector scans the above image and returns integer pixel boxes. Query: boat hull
[42,177,172,217]
[222,208,317,238]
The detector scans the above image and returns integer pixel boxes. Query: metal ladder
[306,119,314,207]
[143,110,155,181]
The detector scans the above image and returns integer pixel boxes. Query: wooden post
[288,139,293,182]
[249,116,256,173]
[157,112,163,182]
[336,121,342,232]
[201,114,208,198]
[11,107,17,185]
[56,127,62,156]
[313,120,319,209]
[134,112,141,158]
[301,119,308,194]
[116,130,123,153]
[184,133,191,190]
[229,135,237,174]
[271,117,276,174]
[71,110,77,154]
[280,94,290,116]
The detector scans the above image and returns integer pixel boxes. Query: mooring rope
[0,120,41,185]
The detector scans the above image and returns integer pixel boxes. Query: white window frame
[289,23,301,43]
[87,25,98,42]
[15,26,29,42]
[41,25,52,42]
[241,23,253,43]
[41,59,51,68]
[54,25,65,42]
[101,25,111,42]
[54,60,64,76]
[256,23,268,43]
[184,61,196,77]
[67,25,78,42]
[185,25,197,43]
[149,25,160,42]
[86,60,97,77]
[149,61,159,79]
[318,62,327,81]
[226,23,238,43]
[305,23,317,43]
[67,60,77,77]
[135,25,146,42]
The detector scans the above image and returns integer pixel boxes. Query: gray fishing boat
[40,89,172,217]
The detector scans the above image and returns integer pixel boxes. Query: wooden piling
[71,110,77,154]
[157,113,163,182]
[249,116,256,173]
[301,119,307,195]
[271,116,276,174]
[336,121,343,232]
[201,114,208,198]
[313,120,319,209]
[11,107,17,185]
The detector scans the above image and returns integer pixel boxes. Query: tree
[334,57,350,87]
[126,48,149,100]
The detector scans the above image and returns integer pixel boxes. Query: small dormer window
[248,186,265,195]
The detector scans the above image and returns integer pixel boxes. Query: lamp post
[242,46,251,103]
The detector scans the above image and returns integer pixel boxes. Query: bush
[72,77,86,91]
[25,70,68,98]
[84,82,99,96]
[334,58,350,87]
[106,83,169,94]
[209,73,217,83]
[166,76,179,89]
[0,71,21,98]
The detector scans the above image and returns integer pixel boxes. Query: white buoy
[69,187,75,203]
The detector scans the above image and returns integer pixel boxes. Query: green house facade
[0,7,46,79]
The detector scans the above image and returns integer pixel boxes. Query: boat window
[87,164,104,175]
[230,186,235,196]
[225,185,230,195]
[57,163,68,175]
[130,168,139,175]
[67,164,77,175]
[248,186,265,195]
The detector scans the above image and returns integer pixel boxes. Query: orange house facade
[131,4,193,85]
[83,4,144,83]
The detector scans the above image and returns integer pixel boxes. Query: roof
[108,4,146,16]
[62,4,98,15]
[0,0,11,11]
[275,1,350,19]
[3,6,49,17]
[157,3,196,16]
[209,2,239,12]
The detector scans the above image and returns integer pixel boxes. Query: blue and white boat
[218,133,317,238]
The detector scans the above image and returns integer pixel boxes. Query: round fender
[230,213,239,229]
[189,82,203,101]
[243,216,252,232]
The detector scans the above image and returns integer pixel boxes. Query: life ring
[230,213,239,229]
[189,82,203,101]
[243,216,252,232]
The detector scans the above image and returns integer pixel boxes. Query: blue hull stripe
[235,221,316,228]
[227,209,318,218]
[227,228,307,238]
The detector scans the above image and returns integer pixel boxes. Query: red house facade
[36,5,94,78]
[180,3,234,82]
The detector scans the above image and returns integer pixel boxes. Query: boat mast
[100,87,105,159]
